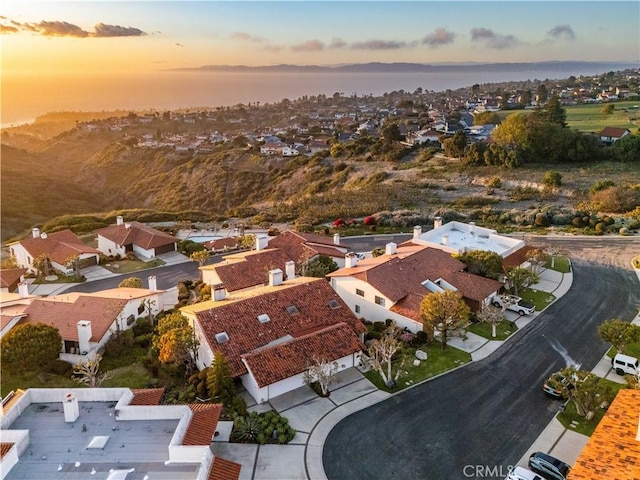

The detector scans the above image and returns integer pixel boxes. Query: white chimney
[124,222,131,230]
[434,217,443,229]
[63,393,80,423]
[148,275,157,292]
[333,233,340,245]
[285,260,296,280]
[385,242,397,256]
[212,283,226,301]
[17,282,29,298]
[441,234,449,246]
[255,235,268,251]
[40,233,48,240]
[32,227,40,238]
[77,320,92,355]
[269,268,283,287]
[116,215,124,225]
[413,225,422,239]
[345,252,358,268]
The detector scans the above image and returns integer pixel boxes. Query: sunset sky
[2,1,639,76]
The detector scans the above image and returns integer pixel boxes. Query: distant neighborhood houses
[598,126,631,144]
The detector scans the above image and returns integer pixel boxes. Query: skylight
[215,332,229,344]
[328,299,341,309]
[286,305,300,315]
[257,313,270,323]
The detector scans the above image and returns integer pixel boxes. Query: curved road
[323,261,640,480]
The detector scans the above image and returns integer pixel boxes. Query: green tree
[473,111,501,125]
[0,257,19,269]
[536,84,548,104]
[420,291,471,351]
[542,170,563,188]
[551,366,614,417]
[525,248,550,274]
[537,95,567,127]
[206,353,235,404]
[372,247,385,258]
[611,134,640,163]
[598,319,640,354]
[601,104,615,116]
[119,276,143,288]
[190,250,210,267]
[456,250,503,279]
[1,323,62,373]
[33,253,52,279]
[504,267,539,296]
[491,113,530,149]
[381,122,403,144]
[361,321,406,388]
[153,312,199,374]
[305,255,339,277]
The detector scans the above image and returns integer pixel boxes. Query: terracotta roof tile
[95,221,177,250]
[130,388,165,405]
[182,403,223,446]
[187,278,364,377]
[203,237,240,251]
[0,443,14,460]
[21,294,129,342]
[502,245,535,269]
[242,323,364,387]
[208,456,242,480]
[209,249,293,291]
[599,126,630,138]
[14,230,99,265]
[568,389,640,480]
[268,231,346,263]
[0,268,27,289]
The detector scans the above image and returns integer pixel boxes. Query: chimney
[18,282,29,298]
[32,227,40,238]
[269,268,283,287]
[441,234,449,246]
[77,320,92,355]
[285,260,296,280]
[63,393,80,423]
[345,252,358,268]
[333,233,340,245]
[148,275,157,292]
[469,221,476,236]
[124,222,131,230]
[116,215,124,226]
[255,235,268,251]
[434,217,443,229]
[212,283,226,301]
[413,225,422,239]
[385,242,397,256]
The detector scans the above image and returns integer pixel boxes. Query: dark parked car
[543,373,570,398]
[528,452,571,480]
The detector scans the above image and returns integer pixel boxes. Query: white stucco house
[181,274,364,404]
[95,216,177,259]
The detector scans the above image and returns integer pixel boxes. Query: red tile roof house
[0,288,35,340]
[7,228,100,275]
[94,216,177,259]
[327,242,503,334]
[0,387,240,480]
[267,230,349,268]
[18,280,177,363]
[0,268,27,293]
[181,274,365,404]
[598,126,631,144]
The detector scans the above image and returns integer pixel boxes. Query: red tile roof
[130,388,165,405]
[208,456,242,480]
[568,389,640,480]
[268,231,346,263]
[242,322,364,387]
[502,245,535,269]
[187,278,365,377]
[599,126,630,138]
[95,221,177,249]
[182,403,223,446]
[20,294,128,342]
[203,237,240,251]
[0,313,27,332]
[15,230,99,265]
[0,269,27,290]
[0,443,14,460]
[210,249,293,292]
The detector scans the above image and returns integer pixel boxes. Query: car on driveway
[492,294,536,315]
[611,353,639,376]
[506,466,545,480]
[528,452,571,480]
[542,371,576,398]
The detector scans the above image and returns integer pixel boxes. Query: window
[137,304,145,315]
[328,299,340,310]
[356,288,365,297]
[286,305,300,316]
[375,296,386,307]
[355,305,361,314]
[215,332,229,344]
[257,313,270,323]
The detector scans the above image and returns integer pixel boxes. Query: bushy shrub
[412,331,430,346]
[363,215,376,226]
[48,359,73,376]
[231,411,296,445]
[365,331,382,342]
[102,330,134,357]
[372,321,386,332]
[134,333,153,348]
[488,177,502,188]
[133,318,154,336]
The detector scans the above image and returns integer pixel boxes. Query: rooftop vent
[328,299,341,310]
[286,305,300,316]
[215,332,229,344]
[257,313,270,323]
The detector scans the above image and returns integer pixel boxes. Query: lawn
[557,381,627,436]
[0,370,79,397]
[364,343,471,393]
[520,287,556,312]
[102,364,153,389]
[564,101,639,134]
[468,320,518,341]
[606,341,640,360]
[102,258,165,274]
[545,256,571,274]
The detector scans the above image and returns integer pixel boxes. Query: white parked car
[611,353,640,376]
[492,294,536,316]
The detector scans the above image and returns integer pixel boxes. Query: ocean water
[0,65,631,127]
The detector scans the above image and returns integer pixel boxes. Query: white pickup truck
[492,294,536,315]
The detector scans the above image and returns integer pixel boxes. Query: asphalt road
[322,261,640,480]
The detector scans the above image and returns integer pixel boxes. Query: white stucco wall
[133,244,156,259]
[8,244,33,272]
[97,236,126,258]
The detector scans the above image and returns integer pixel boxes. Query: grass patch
[545,256,571,273]
[606,342,640,360]
[467,320,518,341]
[520,287,556,311]
[364,343,471,393]
[100,343,149,370]
[557,381,627,436]
[0,370,79,398]
[102,258,165,274]
[101,364,152,389]
[564,101,639,134]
